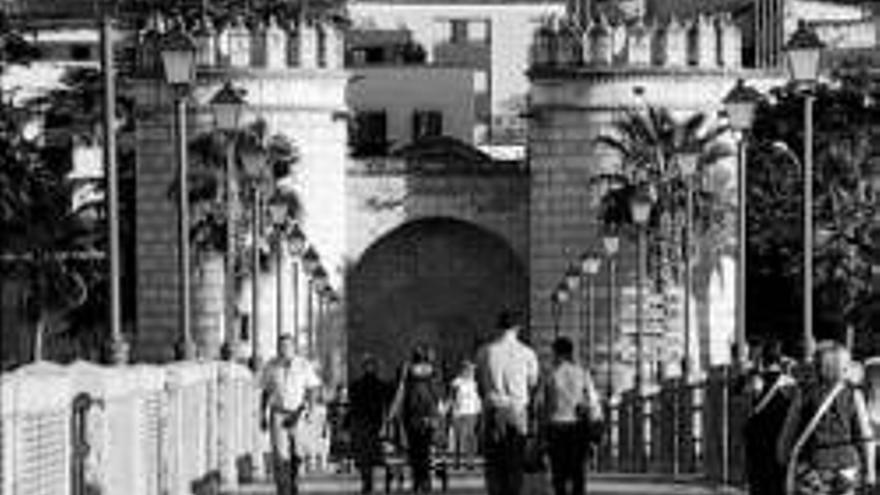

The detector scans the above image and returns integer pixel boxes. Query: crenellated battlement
[133,11,345,76]
[530,9,743,71]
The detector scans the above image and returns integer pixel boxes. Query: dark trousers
[405,423,434,492]
[548,422,588,495]
[270,410,301,495]
[483,411,526,495]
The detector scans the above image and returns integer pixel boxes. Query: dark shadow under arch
[346,217,529,382]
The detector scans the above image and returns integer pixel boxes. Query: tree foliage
[746,80,880,356]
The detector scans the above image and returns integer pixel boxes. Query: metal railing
[597,365,748,488]
[0,360,263,495]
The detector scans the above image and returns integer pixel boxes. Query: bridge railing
[0,360,263,495]
[598,365,749,487]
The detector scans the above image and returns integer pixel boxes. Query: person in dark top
[744,340,797,495]
[777,341,876,495]
[348,356,393,494]
[389,345,443,493]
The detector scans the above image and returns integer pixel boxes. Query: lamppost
[678,152,698,378]
[723,78,762,370]
[210,80,246,359]
[565,263,581,340]
[160,29,197,360]
[785,19,825,362]
[310,264,329,360]
[630,191,652,393]
[302,246,320,353]
[580,251,602,369]
[288,224,306,352]
[99,6,127,364]
[239,138,268,370]
[551,282,570,339]
[603,233,620,398]
[267,194,289,344]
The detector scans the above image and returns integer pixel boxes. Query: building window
[317,26,327,68]
[412,110,443,142]
[450,19,469,44]
[351,111,389,156]
[70,44,91,61]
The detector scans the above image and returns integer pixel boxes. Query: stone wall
[528,67,781,389]
[132,69,348,363]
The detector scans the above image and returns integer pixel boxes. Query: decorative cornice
[528,65,784,82]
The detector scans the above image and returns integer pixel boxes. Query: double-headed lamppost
[161,29,197,360]
[288,224,307,352]
[630,191,652,393]
[785,20,824,362]
[564,263,581,339]
[723,79,762,370]
[603,233,620,398]
[301,246,320,353]
[210,80,247,359]
[580,251,602,369]
[678,152,698,378]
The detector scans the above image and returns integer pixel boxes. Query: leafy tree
[746,80,880,356]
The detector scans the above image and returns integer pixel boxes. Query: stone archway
[346,217,528,381]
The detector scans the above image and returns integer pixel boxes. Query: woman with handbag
[540,337,602,495]
[388,345,444,493]
[776,341,876,495]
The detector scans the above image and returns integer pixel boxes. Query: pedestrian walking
[776,341,876,495]
[449,360,482,470]
[744,340,797,495]
[539,337,602,495]
[475,309,540,495]
[348,355,394,493]
[388,345,444,493]
[259,334,322,495]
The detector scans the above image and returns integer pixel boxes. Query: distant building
[349,0,567,144]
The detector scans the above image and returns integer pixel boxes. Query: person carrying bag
[776,342,876,495]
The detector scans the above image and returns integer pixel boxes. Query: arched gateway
[346,217,528,380]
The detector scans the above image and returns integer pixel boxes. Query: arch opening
[346,217,528,381]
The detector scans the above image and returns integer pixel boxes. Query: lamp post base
[107,338,130,365]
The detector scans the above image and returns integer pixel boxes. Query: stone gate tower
[527,4,780,392]
[130,13,348,370]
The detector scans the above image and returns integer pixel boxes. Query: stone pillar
[264,16,288,69]
[299,22,318,69]
[228,17,251,68]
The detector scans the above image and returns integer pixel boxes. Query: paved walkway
[227,471,747,495]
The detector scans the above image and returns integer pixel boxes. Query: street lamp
[723,78,763,370]
[288,224,306,352]
[99,9,127,364]
[551,282,570,339]
[785,19,824,361]
[267,193,289,348]
[603,233,620,398]
[310,264,329,359]
[630,191,652,393]
[580,251,602,368]
[240,137,268,370]
[678,152,698,378]
[210,80,247,359]
[161,28,197,360]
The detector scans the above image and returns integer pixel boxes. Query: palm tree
[593,106,734,287]
[593,105,734,373]
[179,117,301,357]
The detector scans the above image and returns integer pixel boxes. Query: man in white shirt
[260,335,322,495]
[475,309,539,495]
